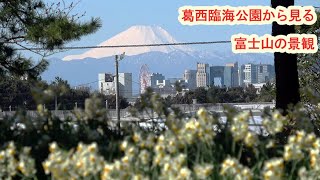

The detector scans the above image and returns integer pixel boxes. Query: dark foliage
[0,76,130,111]
[0,0,101,79]
[161,85,272,105]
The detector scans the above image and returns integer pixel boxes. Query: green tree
[0,0,101,79]
[296,12,320,134]
[50,77,70,110]
[243,85,257,103]
[256,82,276,102]
[297,12,320,101]
[0,76,36,110]
[193,87,208,103]
[207,86,223,103]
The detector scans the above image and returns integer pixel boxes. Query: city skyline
[98,61,275,98]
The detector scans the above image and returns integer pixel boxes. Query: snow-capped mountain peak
[63,25,193,61]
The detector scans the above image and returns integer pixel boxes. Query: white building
[98,73,132,99]
[118,73,133,99]
[156,79,171,88]
[196,63,210,88]
[243,64,258,86]
[99,73,115,95]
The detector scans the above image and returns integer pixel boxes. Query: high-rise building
[210,66,224,87]
[98,72,132,99]
[239,65,246,87]
[183,70,197,90]
[196,63,210,87]
[224,62,239,87]
[243,64,258,86]
[118,73,133,99]
[99,73,115,95]
[150,73,165,88]
[257,64,275,83]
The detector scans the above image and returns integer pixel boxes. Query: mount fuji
[42,25,273,94]
[63,25,194,60]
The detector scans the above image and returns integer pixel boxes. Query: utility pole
[115,52,125,133]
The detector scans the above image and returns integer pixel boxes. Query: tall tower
[196,63,210,87]
[243,63,258,86]
[224,62,239,87]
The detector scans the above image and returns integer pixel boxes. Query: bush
[0,90,320,179]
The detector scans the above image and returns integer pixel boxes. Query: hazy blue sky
[44,0,320,59]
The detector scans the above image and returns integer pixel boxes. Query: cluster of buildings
[98,62,275,99]
[98,73,133,99]
[187,62,275,89]
[148,62,275,96]
[146,73,184,96]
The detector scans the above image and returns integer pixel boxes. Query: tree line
[0,76,129,111]
[165,83,275,105]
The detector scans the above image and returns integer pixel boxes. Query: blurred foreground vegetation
[1,89,320,179]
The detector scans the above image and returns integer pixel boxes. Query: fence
[0,103,275,120]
